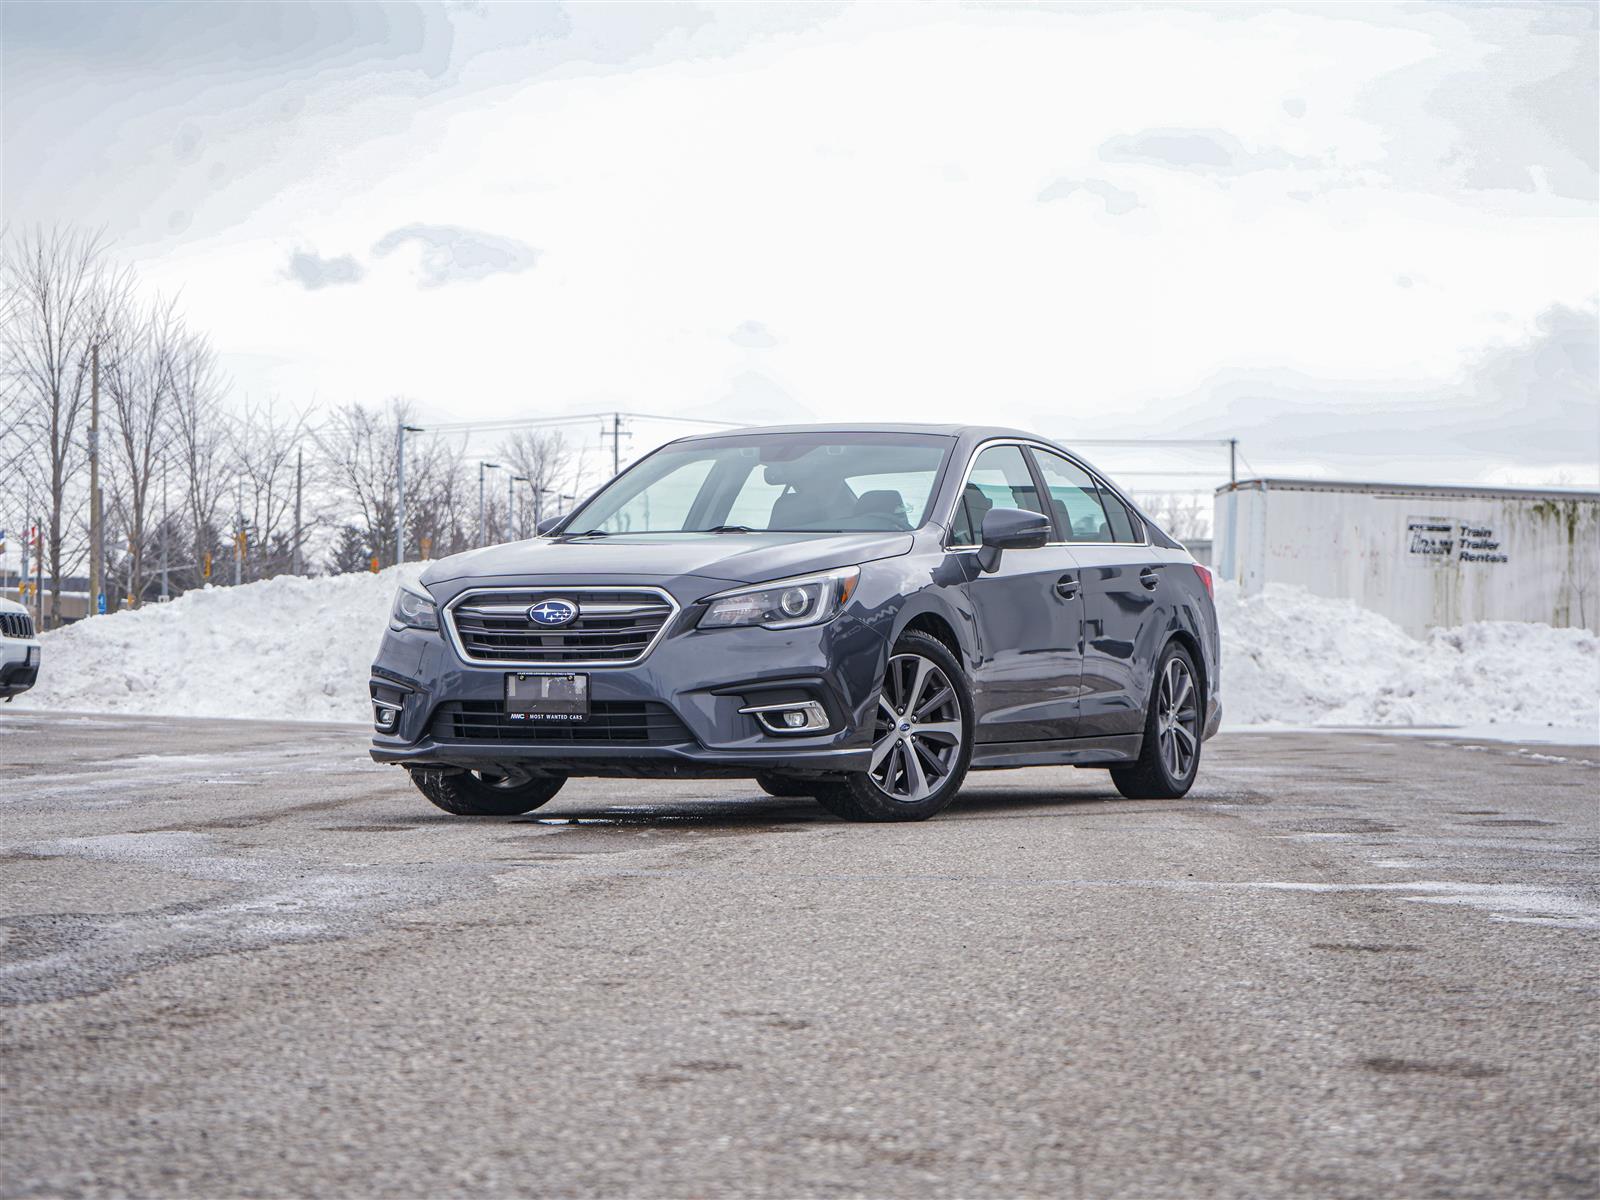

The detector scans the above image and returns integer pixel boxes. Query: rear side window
[1032,451,1111,542]
[1098,487,1142,543]
[950,444,1047,545]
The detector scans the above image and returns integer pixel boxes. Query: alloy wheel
[869,652,964,803]
[1156,657,1200,780]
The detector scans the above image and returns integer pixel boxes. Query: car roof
[675,422,1041,441]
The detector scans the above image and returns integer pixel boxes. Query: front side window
[949,444,1047,545]
[565,432,952,535]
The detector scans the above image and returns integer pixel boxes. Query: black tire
[409,768,566,816]
[812,781,872,821]
[753,772,818,799]
[819,629,974,822]
[1110,642,1203,800]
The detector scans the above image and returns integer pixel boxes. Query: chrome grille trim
[0,612,35,639]
[443,586,679,668]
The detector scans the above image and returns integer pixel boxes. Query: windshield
[564,432,954,536]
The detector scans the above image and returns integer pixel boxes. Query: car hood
[418,530,915,593]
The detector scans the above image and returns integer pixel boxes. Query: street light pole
[396,423,423,567]
[88,343,101,616]
[509,475,528,540]
[160,459,170,602]
[292,445,303,576]
[477,461,500,547]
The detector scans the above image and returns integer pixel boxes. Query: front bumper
[369,605,889,779]
[0,640,40,698]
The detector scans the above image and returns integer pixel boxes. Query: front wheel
[409,768,566,816]
[816,630,974,822]
[1110,643,1203,800]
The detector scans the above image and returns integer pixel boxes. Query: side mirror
[976,507,1051,573]
[535,513,568,536]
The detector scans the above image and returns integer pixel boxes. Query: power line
[414,410,752,437]
[1060,438,1236,447]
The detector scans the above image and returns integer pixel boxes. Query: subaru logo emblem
[528,598,578,627]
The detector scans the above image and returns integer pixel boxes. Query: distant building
[1214,479,1600,635]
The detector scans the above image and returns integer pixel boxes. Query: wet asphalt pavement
[0,711,1596,1199]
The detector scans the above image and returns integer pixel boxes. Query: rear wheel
[816,630,973,822]
[1110,643,1202,800]
[409,768,566,816]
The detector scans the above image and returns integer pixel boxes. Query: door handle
[1139,567,1160,590]
[1055,575,1079,600]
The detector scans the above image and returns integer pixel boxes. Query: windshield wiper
[562,529,610,539]
[696,524,760,534]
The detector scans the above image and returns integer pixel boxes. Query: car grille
[0,612,35,639]
[447,588,676,665]
[430,701,693,745]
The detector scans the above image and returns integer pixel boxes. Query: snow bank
[1217,582,1598,735]
[16,566,423,724]
[15,570,1599,739]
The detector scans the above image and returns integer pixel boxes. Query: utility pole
[477,461,499,547]
[292,445,303,576]
[160,460,170,602]
[88,343,101,617]
[600,412,629,477]
[33,517,43,628]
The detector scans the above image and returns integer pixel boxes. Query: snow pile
[15,569,1598,738]
[16,565,423,724]
[1217,582,1599,734]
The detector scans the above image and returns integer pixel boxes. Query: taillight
[1193,563,1214,598]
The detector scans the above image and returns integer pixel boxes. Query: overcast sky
[4,0,1595,489]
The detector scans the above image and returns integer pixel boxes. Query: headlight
[698,567,860,631]
[390,584,439,631]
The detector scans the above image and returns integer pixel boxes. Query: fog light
[373,700,401,732]
[739,699,830,735]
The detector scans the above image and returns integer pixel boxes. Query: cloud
[1037,177,1139,215]
[1099,128,1315,176]
[371,224,537,287]
[284,249,364,290]
[729,320,778,348]
[1137,304,1600,475]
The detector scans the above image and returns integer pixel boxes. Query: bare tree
[0,226,125,627]
[166,324,231,587]
[102,293,179,606]
[500,427,572,534]
[1137,492,1211,542]
[232,396,312,580]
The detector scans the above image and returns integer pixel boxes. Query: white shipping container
[1213,479,1600,635]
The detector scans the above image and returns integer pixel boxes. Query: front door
[949,444,1084,743]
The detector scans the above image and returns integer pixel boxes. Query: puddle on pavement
[514,809,816,835]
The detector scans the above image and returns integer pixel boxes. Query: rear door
[1029,449,1161,738]
[949,443,1084,743]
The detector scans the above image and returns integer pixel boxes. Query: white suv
[0,596,41,700]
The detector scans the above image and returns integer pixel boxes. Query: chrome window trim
[942,437,1151,551]
[443,585,680,669]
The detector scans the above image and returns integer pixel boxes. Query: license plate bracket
[505,672,589,722]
